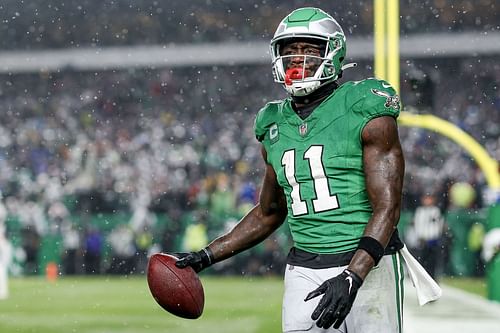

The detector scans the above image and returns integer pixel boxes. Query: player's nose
[290,53,304,64]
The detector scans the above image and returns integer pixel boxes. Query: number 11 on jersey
[282,145,339,216]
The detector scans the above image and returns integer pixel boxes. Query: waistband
[287,230,404,269]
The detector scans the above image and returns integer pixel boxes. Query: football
[147,253,205,319]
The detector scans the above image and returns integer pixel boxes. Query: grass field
[440,276,487,298]
[0,276,283,333]
[0,275,489,333]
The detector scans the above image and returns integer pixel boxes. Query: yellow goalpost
[373,0,499,190]
[374,0,500,302]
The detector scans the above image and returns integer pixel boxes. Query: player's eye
[281,48,295,56]
[304,48,319,55]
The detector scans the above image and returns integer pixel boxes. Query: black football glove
[173,248,214,273]
[304,269,363,329]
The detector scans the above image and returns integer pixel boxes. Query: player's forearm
[206,204,286,263]
[349,158,404,279]
[348,206,400,279]
[348,168,403,279]
[351,120,404,279]
[363,200,402,246]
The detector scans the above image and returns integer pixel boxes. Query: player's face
[281,41,323,78]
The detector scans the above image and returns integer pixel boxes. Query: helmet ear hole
[339,57,344,62]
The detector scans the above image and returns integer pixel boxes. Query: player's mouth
[284,68,303,85]
[285,67,315,85]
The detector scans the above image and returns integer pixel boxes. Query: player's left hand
[304,269,363,329]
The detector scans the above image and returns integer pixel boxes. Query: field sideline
[0,276,489,333]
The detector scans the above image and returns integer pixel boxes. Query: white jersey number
[281,145,339,216]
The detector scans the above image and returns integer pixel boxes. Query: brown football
[147,253,205,319]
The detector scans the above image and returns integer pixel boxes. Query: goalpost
[373,0,500,301]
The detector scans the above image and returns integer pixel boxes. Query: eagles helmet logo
[371,88,401,111]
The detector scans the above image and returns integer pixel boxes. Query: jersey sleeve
[254,106,267,142]
[349,78,401,121]
[253,102,280,142]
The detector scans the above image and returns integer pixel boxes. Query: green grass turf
[0,275,490,333]
[440,276,488,298]
[0,276,283,333]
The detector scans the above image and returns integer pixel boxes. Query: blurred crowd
[400,56,500,209]
[0,0,499,50]
[0,53,498,276]
[0,65,289,276]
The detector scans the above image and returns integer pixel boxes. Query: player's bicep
[362,116,404,214]
[260,145,287,218]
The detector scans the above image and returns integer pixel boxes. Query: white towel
[400,245,442,306]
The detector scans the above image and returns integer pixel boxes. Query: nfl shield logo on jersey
[299,123,308,136]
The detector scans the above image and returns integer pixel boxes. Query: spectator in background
[134,226,154,274]
[107,225,136,275]
[21,226,41,275]
[447,182,481,276]
[412,194,446,279]
[0,223,12,300]
[61,222,81,275]
[0,196,12,299]
[84,227,103,274]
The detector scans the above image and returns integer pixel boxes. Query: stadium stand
[1,0,498,50]
[0,1,498,276]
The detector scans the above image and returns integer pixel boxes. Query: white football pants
[282,253,404,333]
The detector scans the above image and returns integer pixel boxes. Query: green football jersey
[254,78,401,254]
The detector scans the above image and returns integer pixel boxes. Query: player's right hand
[173,248,213,273]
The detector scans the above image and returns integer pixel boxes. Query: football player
[175,7,405,332]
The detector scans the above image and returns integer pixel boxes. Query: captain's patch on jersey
[269,123,279,144]
[371,88,401,111]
